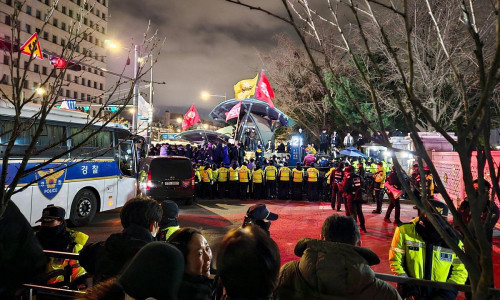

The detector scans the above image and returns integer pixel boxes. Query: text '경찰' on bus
[0,101,138,226]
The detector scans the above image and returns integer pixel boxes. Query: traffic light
[49,55,82,71]
[104,106,118,112]
[75,106,90,112]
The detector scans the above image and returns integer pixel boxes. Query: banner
[234,74,258,100]
[225,101,242,122]
[182,104,201,131]
[254,71,275,108]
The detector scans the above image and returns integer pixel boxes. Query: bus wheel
[69,189,97,226]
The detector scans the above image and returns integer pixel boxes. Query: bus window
[37,124,66,146]
[117,141,135,176]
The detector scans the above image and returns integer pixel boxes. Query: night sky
[107,0,293,119]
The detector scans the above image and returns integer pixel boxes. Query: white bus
[0,101,138,226]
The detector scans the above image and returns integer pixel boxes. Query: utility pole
[132,44,140,135]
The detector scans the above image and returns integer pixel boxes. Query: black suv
[138,156,195,205]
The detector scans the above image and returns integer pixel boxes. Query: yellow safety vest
[375,166,386,188]
[265,166,277,180]
[238,166,251,183]
[307,168,319,182]
[426,174,434,196]
[292,169,304,182]
[46,229,88,284]
[229,167,239,181]
[353,161,359,172]
[217,167,228,182]
[253,169,264,183]
[201,168,212,183]
[389,218,468,284]
[325,167,335,184]
[279,167,291,181]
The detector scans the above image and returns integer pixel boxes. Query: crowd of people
[1,169,498,299]
[2,128,499,300]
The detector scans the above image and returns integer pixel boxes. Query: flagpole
[233,109,241,143]
[202,126,209,146]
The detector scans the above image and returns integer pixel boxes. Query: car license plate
[164,181,179,186]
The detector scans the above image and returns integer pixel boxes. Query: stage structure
[175,129,230,145]
[209,98,296,145]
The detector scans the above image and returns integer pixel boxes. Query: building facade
[0,0,108,118]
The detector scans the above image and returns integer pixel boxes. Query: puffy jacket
[79,224,155,283]
[278,238,401,300]
[389,218,468,295]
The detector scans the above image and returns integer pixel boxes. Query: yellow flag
[234,74,258,100]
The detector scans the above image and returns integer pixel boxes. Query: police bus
[0,101,138,226]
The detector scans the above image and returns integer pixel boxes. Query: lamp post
[132,44,140,135]
[105,40,140,135]
[139,54,154,143]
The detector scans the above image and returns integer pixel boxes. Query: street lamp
[138,54,154,143]
[105,40,140,135]
[35,87,46,96]
[201,91,227,101]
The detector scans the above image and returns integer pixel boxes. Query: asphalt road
[78,199,250,255]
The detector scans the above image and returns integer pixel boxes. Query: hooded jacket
[278,238,400,300]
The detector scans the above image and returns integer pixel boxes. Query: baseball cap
[415,200,449,217]
[36,204,65,222]
[246,204,278,221]
[473,179,492,190]
[429,200,448,217]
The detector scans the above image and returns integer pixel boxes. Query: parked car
[138,156,195,205]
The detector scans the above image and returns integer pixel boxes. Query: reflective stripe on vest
[218,168,228,182]
[229,168,238,181]
[265,166,277,180]
[253,170,264,183]
[280,167,291,181]
[201,169,211,182]
[293,169,303,182]
[239,167,250,182]
[307,168,319,182]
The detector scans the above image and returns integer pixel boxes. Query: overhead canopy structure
[340,146,368,159]
[209,98,296,144]
[175,130,230,145]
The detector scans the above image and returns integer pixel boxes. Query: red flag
[225,101,242,122]
[182,104,201,131]
[254,71,275,108]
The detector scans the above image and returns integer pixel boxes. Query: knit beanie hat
[118,242,184,300]
[160,200,179,227]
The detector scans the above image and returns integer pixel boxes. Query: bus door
[116,140,137,207]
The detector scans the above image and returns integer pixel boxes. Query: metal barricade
[18,250,89,300]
